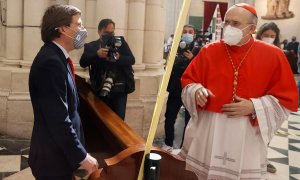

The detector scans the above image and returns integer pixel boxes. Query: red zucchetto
[234,3,257,17]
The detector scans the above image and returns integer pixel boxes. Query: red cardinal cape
[181,37,298,116]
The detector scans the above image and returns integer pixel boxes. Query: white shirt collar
[52,41,69,59]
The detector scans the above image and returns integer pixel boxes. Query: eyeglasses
[71,22,85,30]
[220,20,253,28]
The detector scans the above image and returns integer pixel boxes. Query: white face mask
[261,37,275,45]
[223,25,252,46]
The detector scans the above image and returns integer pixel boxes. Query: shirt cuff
[80,153,89,165]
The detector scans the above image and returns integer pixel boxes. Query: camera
[177,40,190,56]
[174,40,190,66]
[99,70,116,97]
[102,34,122,62]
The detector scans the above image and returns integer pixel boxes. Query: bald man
[179,3,298,179]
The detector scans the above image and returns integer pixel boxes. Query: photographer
[163,24,201,151]
[80,19,135,120]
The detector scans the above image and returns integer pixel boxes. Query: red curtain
[203,2,218,34]
[218,2,228,21]
[203,1,228,33]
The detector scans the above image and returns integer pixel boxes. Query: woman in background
[256,22,281,174]
[256,22,281,47]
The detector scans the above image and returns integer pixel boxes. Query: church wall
[255,0,300,42]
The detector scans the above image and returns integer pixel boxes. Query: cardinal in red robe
[180,3,298,180]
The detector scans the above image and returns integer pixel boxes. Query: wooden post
[137,0,192,179]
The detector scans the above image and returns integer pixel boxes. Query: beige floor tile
[267,161,289,180]
[269,136,288,150]
[267,148,287,159]
[288,150,300,168]
[3,167,34,180]
[291,174,300,179]
[0,155,20,172]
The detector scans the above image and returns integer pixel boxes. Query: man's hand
[97,48,109,58]
[80,153,99,175]
[222,96,254,118]
[195,87,215,107]
[183,50,194,60]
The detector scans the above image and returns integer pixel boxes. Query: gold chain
[224,41,255,102]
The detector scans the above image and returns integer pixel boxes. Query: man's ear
[57,26,68,34]
[250,25,257,34]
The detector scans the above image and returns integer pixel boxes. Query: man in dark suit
[163,24,201,151]
[28,5,98,180]
[287,36,299,56]
[80,19,135,120]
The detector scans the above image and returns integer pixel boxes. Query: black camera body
[175,40,190,67]
[103,35,122,62]
[98,34,123,96]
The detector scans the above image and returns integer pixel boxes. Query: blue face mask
[181,33,194,44]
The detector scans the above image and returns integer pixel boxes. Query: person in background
[180,3,298,179]
[80,19,135,120]
[256,22,280,47]
[29,5,98,180]
[256,21,281,174]
[283,36,299,74]
[286,36,299,56]
[281,39,288,50]
[167,34,174,51]
[162,24,201,152]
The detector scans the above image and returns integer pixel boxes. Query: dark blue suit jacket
[28,42,87,176]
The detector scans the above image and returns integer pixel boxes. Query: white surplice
[180,83,291,180]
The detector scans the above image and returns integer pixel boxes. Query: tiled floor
[0,110,300,180]
[0,135,30,180]
[267,110,300,180]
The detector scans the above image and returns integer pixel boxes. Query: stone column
[22,0,50,66]
[68,0,86,66]
[0,25,4,62]
[135,0,166,138]
[3,0,23,66]
[165,0,183,40]
[85,0,97,43]
[127,0,146,70]
[1,0,50,138]
[0,0,24,135]
[0,2,5,62]
[95,0,128,36]
[143,0,165,67]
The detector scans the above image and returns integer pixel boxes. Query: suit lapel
[47,42,79,105]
